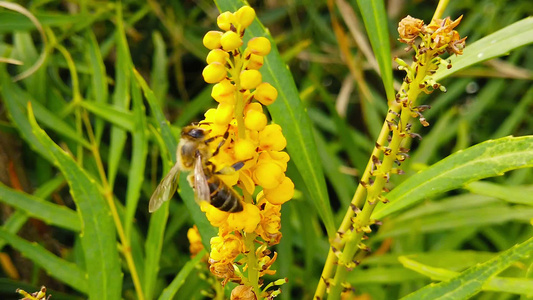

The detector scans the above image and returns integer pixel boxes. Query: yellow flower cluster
[398,15,467,55]
[198,5,292,297]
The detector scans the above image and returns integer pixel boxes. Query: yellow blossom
[227,203,261,233]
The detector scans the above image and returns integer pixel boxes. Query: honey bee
[149,124,243,213]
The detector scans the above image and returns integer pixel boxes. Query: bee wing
[149,162,181,213]
[193,155,211,203]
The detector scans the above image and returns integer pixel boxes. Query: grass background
[0,0,532,299]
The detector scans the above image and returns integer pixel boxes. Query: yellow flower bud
[203,62,227,83]
[203,30,223,50]
[254,82,278,105]
[234,138,256,161]
[258,151,289,171]
[204,108,216,123]
[217,11,236,31]
[264,176,294,205]
[244,109,267,131]
[227,203,260,233]
[215,102,234,125]
[212,79,236,104]
[235,6,256,29]
[240,69,262,90]
[247,37,271,56]
[268,151,290,167]
[253,161,284,189]
[221,31,243,51]
[259,124,287,151]
[247,53,264,70]
[206,49,229,65]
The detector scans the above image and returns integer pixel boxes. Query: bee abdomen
[208,178,243,213]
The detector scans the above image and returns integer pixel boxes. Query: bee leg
[231,161,245,171]
[206,126,231,157]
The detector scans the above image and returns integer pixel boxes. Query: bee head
[182,125,209,141]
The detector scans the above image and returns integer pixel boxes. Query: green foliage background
[0,0,532,299]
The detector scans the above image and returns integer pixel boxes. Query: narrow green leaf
[85,29,109,143]
[0,228,88,293]
[158,250,207,300]
[465,181,533,206]
[108,3,131,188]
[374,136,533,219]
[378,205,533,239]
[0,182,80,232]
[2,74,90,148]
[1,68,50,160]
[134,69,177,158]
[150,31,169,106]
[434,17,533,81]
[79,101,134,132]
[400,256,533,296]
[125,75,148,237]
[355,0,394,101]
[27,104,122,299]
[215,0,336,237]
[402,236,533,299]
[0,176,65,250]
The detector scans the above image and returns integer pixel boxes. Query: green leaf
[0,182,80,232]
[108,3,131,188]
[79,101,134,132]
[399,256,533,296]
[1,73,90,149]
[373,136,533,219]
[158,250,207,300]
[85,29,109,143]
[465,181,533,206]
[434,17,533,81]
[355,0,394,101]
[215,0,336,238]
[0,228,88,293]
[402,236,533,299]
[27,104,122,299]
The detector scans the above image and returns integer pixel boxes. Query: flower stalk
[197,5,293,299]
[317,14,466,300]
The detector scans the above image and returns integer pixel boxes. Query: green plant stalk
[232,53,247,140]
[313,100,403,299]
[244,233,261,298]
[316,50,431,297]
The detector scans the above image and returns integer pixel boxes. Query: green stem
[325,53,432,299]
[244,233,261,299]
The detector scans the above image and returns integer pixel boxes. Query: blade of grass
[215,0,336,237]
[354,0,394,101]
[85,29,109,143]
[0,228,88,293]
[79,101,134,132]
[157,249,207,300]
[27,104,122,299]
[150,31,169,106]
[0,182,80,232]
[465,181,533,206]
[374,136,533,219]
[402,236,533,299]
[108,3,131,188]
